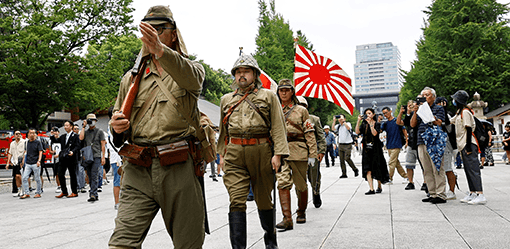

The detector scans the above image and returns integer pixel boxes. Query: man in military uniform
[276,79,317,230]
[108,6,205,248]
[297,96,326,208]
[217,53,289,249]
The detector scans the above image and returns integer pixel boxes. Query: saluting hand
[111,111,130,134]
[139,22,164,59]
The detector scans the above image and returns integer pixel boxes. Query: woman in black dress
[355,108,390,195]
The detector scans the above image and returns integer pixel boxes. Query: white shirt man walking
[332,115,359,178]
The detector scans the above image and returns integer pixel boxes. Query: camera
[362,114,367,119]
[335,115,341,119]
[86,119,93,125]
[416,97,426,104]
[403,105,407,113]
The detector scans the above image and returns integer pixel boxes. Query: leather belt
[287,137,306,143]
[230,137,269,146]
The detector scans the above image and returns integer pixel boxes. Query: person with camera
[411,87,447,204]
[332,114,359,178]
[79,113,106,202]
[54,120,81,198]
[323,125,336,168]
[356,108,389,195]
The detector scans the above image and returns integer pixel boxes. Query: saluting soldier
[217,53,289,249]
[109,5,205,249]
[297,96,326,208]
[276,79,317,231]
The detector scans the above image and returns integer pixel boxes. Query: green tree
[254,0,355,127]
[199,61,232,106]
[401,0,510,111]
[83,34,142,115]
[0,0,134,129]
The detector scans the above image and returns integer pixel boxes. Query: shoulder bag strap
[131,86,160,136]
[153,77,208,146]
[244,96,271,128]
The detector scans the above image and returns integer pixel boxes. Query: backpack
[461,109,489,150]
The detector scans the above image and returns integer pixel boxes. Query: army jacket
[112,46,205,144]
[217,87,289,158]
[310,114,327,155]
[282,101,317,161]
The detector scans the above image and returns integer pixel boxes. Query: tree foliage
[83,34,142,116]
[254,0,358,126]
[401,0,510,112]
[0,0,134,129]
[199,60,232,106]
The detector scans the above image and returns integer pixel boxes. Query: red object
[294,44,354,115]
[146,68,150,75]
[260,69,277,91]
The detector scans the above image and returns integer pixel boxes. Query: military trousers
[277,160,308,192]
[108,155,205,249]
[307,159,321,195]
[223,142,275,212]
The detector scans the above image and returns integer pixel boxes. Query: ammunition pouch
[119,140,190,168]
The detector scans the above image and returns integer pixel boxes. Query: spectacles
[15,133,20,135]
[154,26,175,35]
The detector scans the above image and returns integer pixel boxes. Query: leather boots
[229,212,247,249]
[296,189,308,223]
[275,189,293,231]
[258,209,278,249]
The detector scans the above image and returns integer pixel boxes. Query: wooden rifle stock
[119,55,149,120]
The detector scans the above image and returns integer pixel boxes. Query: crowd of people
[4,5,508,249]
[5,113,123,209]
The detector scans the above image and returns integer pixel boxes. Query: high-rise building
[353,42,402,114]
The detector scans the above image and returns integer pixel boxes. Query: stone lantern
[467,92,487,119]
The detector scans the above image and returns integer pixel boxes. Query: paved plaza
[1,151,509,249]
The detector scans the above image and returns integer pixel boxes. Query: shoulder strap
[131,86,160,135]
[154,77,208,146]
[245,96,271,128]
[284,106,304,133]
[108,135,119,153]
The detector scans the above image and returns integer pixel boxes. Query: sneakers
[468,194,487,205]
[354,169,359,177]
[114,203,120,210]
[376,188,382,194]
[87,196,98,202]
[460,192,477,203]
[80,188,87,193]
[98,187,102,192]
[421,183,428,192]
[402,178,409,184]
[55,186,61,193]
[339,175,348,178]
[405,182,415,190]
[365,190,375,195]
[385,180,393,185]
[445,191,456,200]
[12,192,19,197]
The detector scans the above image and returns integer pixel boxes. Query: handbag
[81,146,94,164]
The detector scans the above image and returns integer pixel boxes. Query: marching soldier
[276,79,317,230]
[297,96,326,208]
[109,5,205,248]
[217,54,289,249]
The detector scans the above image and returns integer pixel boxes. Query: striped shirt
[417,104,445,145]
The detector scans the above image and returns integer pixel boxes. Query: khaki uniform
[277,102,317,192]
[308,114,326,195]
[108,45,206,248]
[218,87,289,212]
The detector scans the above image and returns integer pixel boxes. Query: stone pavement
[1,151,509,249]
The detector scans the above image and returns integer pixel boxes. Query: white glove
[308,157,317,167]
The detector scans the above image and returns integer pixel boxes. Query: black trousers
[59,157,78,195]
[325,145,335,167]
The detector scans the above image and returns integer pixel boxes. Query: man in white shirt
[6,131,25,197]
[332,115,359,178]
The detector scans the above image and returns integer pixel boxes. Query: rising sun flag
[294,44,354,115]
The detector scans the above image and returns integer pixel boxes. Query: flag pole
[293,37,298,91]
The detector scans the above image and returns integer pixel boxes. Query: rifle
[119,52,150,120]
